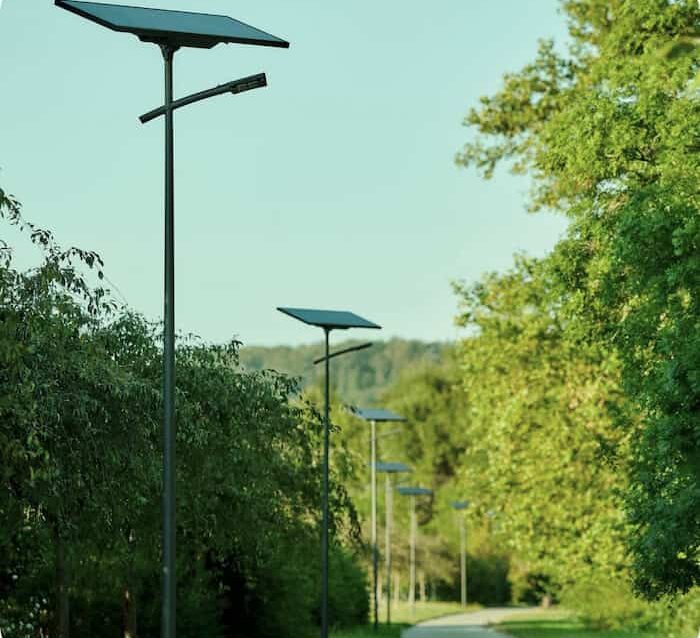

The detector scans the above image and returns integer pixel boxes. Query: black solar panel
[277,307,381,330]
[56,0,289,49]
[375,462,411,473]
[353,408,406,422]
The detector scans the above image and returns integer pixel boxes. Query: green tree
[1,185,368,638]
[457,0,700,597]
[452,258,634,597]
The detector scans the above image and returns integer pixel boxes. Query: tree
[1,185,368,638]
[457,0,700,597]
[453,257,634,595]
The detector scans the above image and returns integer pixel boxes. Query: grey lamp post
[451,500,470,607]
[54,4,288,637]
[277,307,380,638]
[397,486,433,614]
[375,462,411,626]
[351,409,406,631]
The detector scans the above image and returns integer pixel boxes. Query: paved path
[402,607,540,638]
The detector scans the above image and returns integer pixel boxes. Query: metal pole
[460,516,466,607]
[161,43,177,638]
[464,520,468,607]
[409,495,416,612]
[385,473,392,625]
[371,420,378,631]
[321,327,330,638]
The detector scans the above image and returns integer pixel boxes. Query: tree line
[0,191,368,637]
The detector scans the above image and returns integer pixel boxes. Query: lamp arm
[140,73,267,124]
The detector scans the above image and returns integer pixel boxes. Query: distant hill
[239,338,447,405]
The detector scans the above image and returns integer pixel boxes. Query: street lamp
[351,409,406,631]
[277,307,380,638]
[375,461,411,626]
[396,486,433,613]
[55,3,288,637]
[451,500,470,607]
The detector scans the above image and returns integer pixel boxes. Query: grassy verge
[332,601,480,638]
[495,609,658,638]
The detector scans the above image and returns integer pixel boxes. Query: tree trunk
[418,570,426,602]
[123,529,138,638]
[393,571,400,606]
[54,525,70,638]
[123,586,137,638]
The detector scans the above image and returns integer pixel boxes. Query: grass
[331,601,480,638]
[495,609,658,638]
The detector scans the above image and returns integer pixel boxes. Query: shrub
[327,545,369,629]
[560,577,664,630]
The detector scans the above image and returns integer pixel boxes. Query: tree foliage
[240,339,445,406]
[453,257,633,592]
[0,187,366,638]
[457,0,700,597]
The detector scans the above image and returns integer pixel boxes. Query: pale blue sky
[0,0,569,346]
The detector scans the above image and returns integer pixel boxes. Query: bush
[436,553,511,605]
[560,577,664,631]
[466,553,511,605]
[242,536,317,638]
[656,589,700,638]
[327,545,369,629]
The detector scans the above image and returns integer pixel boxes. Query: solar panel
[353,408,406,422]
[375,462,411,474]
[397,486,433,497]
[277,307,381,330]
[56,0,290,49]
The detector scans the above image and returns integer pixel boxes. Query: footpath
[402,607,541,638]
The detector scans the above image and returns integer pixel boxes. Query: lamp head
[231,73,267,94]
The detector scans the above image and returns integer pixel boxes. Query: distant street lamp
[397,486,433,613]
[55,3,288,637]
[375,461,411,626]
[451,500,470,607]
[277,307,380,638]
[351,409,407,631]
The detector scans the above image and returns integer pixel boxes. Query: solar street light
[55,3,288,637]
[396,486,433,612]
[451,500,470,607]
[277,307,380,638]
[352,409,406,631]
[375,461,411,625]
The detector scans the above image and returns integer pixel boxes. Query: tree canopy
[0,187,367,638]
[457,0,700,598]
